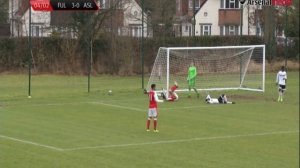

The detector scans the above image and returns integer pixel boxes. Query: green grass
[0,72,299,168]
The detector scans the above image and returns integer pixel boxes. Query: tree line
[0,0,298,75]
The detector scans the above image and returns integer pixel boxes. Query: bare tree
[71,0,132,74]
[263,6,276,60]
[0,0,8,23]
[144,0,175,37]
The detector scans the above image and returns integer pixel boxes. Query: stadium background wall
[0,36,298,75]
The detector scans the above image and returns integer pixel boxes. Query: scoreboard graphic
[29,0,99,11]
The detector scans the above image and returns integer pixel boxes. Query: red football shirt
[149,90,157,108]
[170,85,178,92]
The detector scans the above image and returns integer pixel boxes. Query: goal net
[147,45,265,96]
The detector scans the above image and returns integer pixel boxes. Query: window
[200,24,211,36]
[31,24,43,37]
[185,25,189,32]
[184,25,192,36]
[189,0,200,9]
[118,27,121,36]
[220,26,223,35]
[32,26,39,37]
[136,27,140,37]
[229,0,235,8]
[256,26,262,36]
[222,0,239,9]
[228,25,235,35]
[220,25,239,36]
[131,25,142,37]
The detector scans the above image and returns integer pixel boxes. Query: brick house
[174,0,263,37]
[9,0,151,38]
[173,0,204,36]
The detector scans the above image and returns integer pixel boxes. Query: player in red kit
[161,82,179,101]
[145,84,163,132]
[168,82,179,101]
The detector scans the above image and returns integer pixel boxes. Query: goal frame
[148,45,265,96]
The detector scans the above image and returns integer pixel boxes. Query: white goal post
[147,45,265,96]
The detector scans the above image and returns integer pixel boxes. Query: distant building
[8,0,151,38]
[9,0,55,37]
[173,0,263,37]
[174,0,203,37]
[101,0,152,37]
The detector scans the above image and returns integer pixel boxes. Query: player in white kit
[276,66,287,102]
[205,94,235,104]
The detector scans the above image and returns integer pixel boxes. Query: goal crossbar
[165,45,265,50]
[147,45,265,97]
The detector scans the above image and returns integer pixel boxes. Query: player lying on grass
[161,82,179,101]
[205,94,235,104]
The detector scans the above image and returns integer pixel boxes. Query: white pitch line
[89,102,145,112]
[2,97,232,111]
[0,134,64,151]
[3,102,89,108]
[0,130,298,152]
[90,102,214,112]
[64,130,299,151]
[162,105,212,110]
[3,98,145,108]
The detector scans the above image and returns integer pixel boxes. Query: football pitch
[0,72,299,168]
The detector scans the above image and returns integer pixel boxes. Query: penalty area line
[90,102,213,112]
[162,105,212,110]
[4,98,145,108]
[89,102,145,112]
[64,130,299,151]
[0,134,64,151]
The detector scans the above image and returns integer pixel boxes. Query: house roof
[174,0,208,23]
[14,0,73,27]
[200,0,208,8]
[16,0,30,17]
[195,0,208,16]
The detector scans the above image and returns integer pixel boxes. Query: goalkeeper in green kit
[187,62,200,98]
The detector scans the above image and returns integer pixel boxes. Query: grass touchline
[1,130,298,152]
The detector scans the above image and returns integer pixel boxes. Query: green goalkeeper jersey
[188,66,197,79]
[188,66,197,86]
